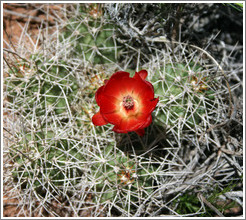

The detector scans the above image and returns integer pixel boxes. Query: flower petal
[110,71,130,81]
[104,72,154,101]
[97,71,130,102]
[92,112,108,126]
[135,128,145,136]
[95,85,105,106]
[116,117,145,132]
[111,114,152,134]
[112,125,128,133]
[135,70,148,80]
[141,97,159,116]
[133,72,155,100]
[103,78,125,99]
[100,95,119,114]
[104,76,137,99]
[139,114,152,129]
[134,115,152,136]
[103,111,122,125]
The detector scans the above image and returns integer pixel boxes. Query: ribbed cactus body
[3,3,239,217]
[6,58,79,117]
[11,130,84,197]
[6,56,83,198]
[90,144,156,209]
[62,6,117,64]
[153,63,216,132]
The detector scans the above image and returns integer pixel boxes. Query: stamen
[123,95,134,110]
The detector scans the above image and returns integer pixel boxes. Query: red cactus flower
[92,70,158,136]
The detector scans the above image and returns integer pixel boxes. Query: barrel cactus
[143,42,231,143]
[3,3,241,218]
[5,56,79,117]
[153,63,216,133]
[61,4,118,64]
[90,143,158,212]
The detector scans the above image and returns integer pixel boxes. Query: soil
[3,3,63,48]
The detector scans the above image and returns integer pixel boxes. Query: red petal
[104,71,154,101]
[103,111,122,125]
[133,72,155,100]
[95,71,129,105]
[95,85,105,106]
[111,115,152,135]
[118,77,139,95]
[110,71,130,80]
[139,115,152,129]
[115,117,145,132]
[92,112,108,126]
[135,70,148,80]
[141,97,159,116]
[99,95,119,114]
[112,125,128,133]
[138,84,155,100]
[134,115,152,136]
[135,128,145,136]
[103,78,126,98]
[104,77,136,99]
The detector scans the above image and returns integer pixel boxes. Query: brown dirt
[3,3,63,49]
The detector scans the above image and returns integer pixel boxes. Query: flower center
[122,95,134,110]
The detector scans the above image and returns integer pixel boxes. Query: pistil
[123,95,134,110]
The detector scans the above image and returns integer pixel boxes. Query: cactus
[141,43,231,142]
[61,4,118,64]
[11,131,84,197]
[90,144,157,207]
[3,3,242,218]
[152,62,217,133]
[6,56,79,118]
[5,55,83,200]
